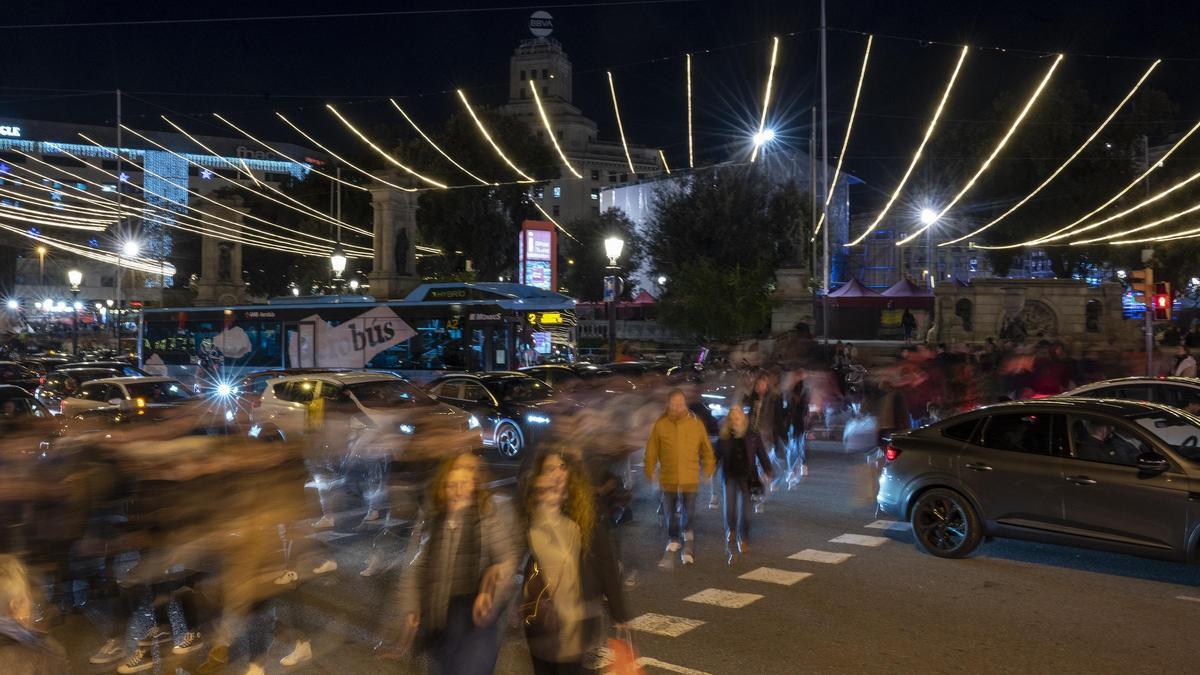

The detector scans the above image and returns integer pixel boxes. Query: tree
[643,165,810,341]
[413,110,560,280]
[560,209,644,301]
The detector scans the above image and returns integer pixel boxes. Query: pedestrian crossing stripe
[739,567,812,586]
[865,519,911,531]
[628,612,706,637]
[789,549,854,564]
[683,588,764,608]
[637,656,713,675]
[1176,595,1200,603]
[829,533,889,547]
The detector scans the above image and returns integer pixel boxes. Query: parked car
[0,384,58,454]
[35,367,126,414]
[427,372,561,459]
[232,368,354,409]
[1064,376,1200,413]
[60,376,192,417]
[249,372,480,460]
[0,361,43,394]
[65,361,147,378]
[520,364,636,393]
[18,356,71,376]
[877,397,1200,562]
[0,384,54,420]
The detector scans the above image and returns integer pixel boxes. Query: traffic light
[1153,281,1172,321]
[1128,267,1154,309]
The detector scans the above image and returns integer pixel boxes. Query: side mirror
[1136,452,1169,472]
[107,398,124,406]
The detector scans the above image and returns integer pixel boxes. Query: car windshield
[125,381,192,403]
[1129,411,1200,463]
[347,380,434,409]
[487,377,554,402]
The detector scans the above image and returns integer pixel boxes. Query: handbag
[519,556,559,634]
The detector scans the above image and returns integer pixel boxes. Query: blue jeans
[429,595,502,675]
[722,476,752,544]
[664,491,696,542]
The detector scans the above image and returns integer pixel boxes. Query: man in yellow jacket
[644,389,716,565]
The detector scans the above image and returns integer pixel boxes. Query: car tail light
[39,376,45,386]
[884,444,902,462]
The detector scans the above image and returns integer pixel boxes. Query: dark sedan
[427,372,559,459]
[0,361,42,394]
[520,364,635,393]
[877,398,1200,562]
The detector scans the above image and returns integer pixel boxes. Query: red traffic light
[1155,294,1170,309]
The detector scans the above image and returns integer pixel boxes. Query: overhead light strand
[391,99,495,186]
[814,34,872,241]
[749,36,781,164]
[606,72,637,174]
[456,89,536,183]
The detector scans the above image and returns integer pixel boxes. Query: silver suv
[249,372,482,459]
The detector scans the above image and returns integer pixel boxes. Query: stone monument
[368,171,421,299]
[194,195,247,306]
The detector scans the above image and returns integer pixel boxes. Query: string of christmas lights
[814,34,872,241]
[456,89,536,183]
[530,86,583,179]
[749,36,780,164]
[391,99,495,186]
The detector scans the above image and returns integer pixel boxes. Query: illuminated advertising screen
[520,226,555,291]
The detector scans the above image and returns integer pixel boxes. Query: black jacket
[715,432,773,484]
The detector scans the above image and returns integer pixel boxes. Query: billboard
[519,220,557,291]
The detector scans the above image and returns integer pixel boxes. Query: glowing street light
[657,275,667,286]
[752,128,776,148]
[68,268,82,355]
[330,244,347,279]
[920,208,939,226]
[67,268,83,291]
[291,286,300,297]
[122,241,140,258]
[604,236,625,267]
[348,278,360,292]
[919,208,940,288]
[6,299,19,310]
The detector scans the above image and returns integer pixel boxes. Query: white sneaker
[665,541,681,553]
[245,663,266,675]
[274,570,299,585]
[800,464,810,477]
[280,639,313,667]
[116,649,152,674]
[89,638,125,665]
[681,552,695,565]
[313,559,338,575]
[172,631,204,655]
[312,514,335,529]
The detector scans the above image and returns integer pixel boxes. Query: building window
[552,186,561,199]
[542,86,548,97]
[619,173,627,183]
[520,88,526,99]
[520,70,526,81]
[590,188,600,201]
[591,169,600,181]
[552,205,560,217]
[542,68,549,79]
[534,186,545,200]
[608,172,617,183]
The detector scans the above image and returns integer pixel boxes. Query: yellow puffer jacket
[643,413,715,493]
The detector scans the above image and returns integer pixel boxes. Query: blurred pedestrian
[0,555,67,675]
[714,408,772,564]
[785,368,811,485]
[1174,344,1197,377]
[644,389,716,566]
[521,449,629,674]
[393,454,518,674]
[743,374,786,494]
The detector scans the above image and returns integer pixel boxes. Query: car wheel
[910,488,982,559]
[495,422,523,459]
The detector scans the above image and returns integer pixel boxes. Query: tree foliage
[413,110,560,280]
[643,165,810,341]
[560,209,644,301]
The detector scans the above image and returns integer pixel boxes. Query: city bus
[138,282,577,386]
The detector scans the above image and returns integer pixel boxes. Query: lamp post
[116,240,139,353]
[36,245,47,286]
[68,269,82,356]
[920,208,938,289]
[603,236,625,363]
[330,244,347,294]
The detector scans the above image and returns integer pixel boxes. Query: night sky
[2,1,1198,211]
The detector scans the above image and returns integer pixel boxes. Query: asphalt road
[53,450,1200,674]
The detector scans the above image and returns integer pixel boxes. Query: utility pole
[820,0,831,344]
[810,106,817,283]
[115,89,123,353]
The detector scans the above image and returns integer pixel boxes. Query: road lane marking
[627,613,706,637]
[683,588,763,608]
[829,533,889,547]
[637,656,713,675]
[1176,595,1200,602]
[739,567,812,586]
[789,549,855,564]
[865,519,910,531]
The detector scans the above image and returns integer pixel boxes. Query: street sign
[603,276,617,303]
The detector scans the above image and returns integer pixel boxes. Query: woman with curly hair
[393,453,519,674]
[521,449,630,675]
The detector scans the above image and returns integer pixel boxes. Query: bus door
[466,322,512,372]
[284,321,317,368]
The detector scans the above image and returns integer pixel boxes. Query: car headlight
[398,423,415,435]
[707,403,729,417]
[216,382,235,398]
[527,413,551,425]
[467,415,480,430]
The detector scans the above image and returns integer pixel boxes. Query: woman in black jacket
[521,449,629,675]
[715,406,773,564]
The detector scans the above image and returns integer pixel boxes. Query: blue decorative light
[200,168,213,180]
[0,163,9,173]
[88,238,99,248]
[118,172,129,182]
[27,227,39,237]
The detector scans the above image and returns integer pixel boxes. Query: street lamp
[36,245,47,286]
[5,299,17,311]
[67,269,82,357]
[116,240,139,352]
[330,244,347,293]
[603,236,625,362]
[348,278,360,293]
[752,128,776,147]
[291,286,300,297]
